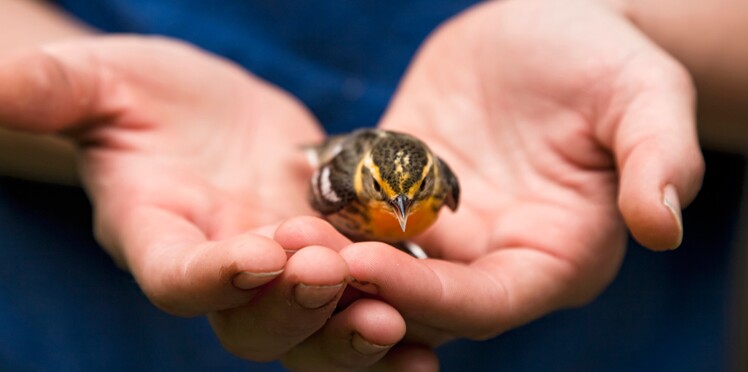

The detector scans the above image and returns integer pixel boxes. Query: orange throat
[366,202,438,243]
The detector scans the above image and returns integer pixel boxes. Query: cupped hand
[342,0,705,346]
[0,36,406,368]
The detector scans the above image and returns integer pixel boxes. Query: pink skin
[282,0,703,365]
[348,0,703,346]
[0,37,405,369]
[0,0,705,369]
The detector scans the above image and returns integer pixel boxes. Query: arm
[0,0,94,184]
[615,0,748,152]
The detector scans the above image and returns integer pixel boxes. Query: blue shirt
[55,0,477,134]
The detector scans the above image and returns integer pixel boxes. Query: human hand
[341,0,704,348]
[0,36,405,369]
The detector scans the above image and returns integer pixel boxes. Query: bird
[305,128,460,256]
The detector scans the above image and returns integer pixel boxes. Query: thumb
[610,58,704,251]
[100,204,289,317]
[0,42,113,134]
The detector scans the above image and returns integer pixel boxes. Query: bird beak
[390,195,411,232]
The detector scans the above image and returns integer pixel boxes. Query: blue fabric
[0,178,277,371]
[54,0,478,134]
[1,0,744,370]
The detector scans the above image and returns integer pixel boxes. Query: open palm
[341,0,704,344]
[0,36,367,363]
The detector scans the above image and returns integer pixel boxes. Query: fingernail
[294,282,345,309]
[232,269,284,290]
[662,184,683,249]
[351,333,392,355]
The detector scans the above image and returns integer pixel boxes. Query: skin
[1,0,745,370]
[0,36,407,369]
[620,0,748,152]
[283,0,706,364]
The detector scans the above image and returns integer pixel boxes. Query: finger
[370,344,440,372]
[341,242,614,341]
[282,299,406,371]
[274,216,352,253]
[0,43,112,133]
[603,56,704,250]
[209,245,349,362]
[101,205,288,317]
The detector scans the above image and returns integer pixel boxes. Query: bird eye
[419,180,427,192]
[372,180,382,193]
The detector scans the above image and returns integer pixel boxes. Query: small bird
[306,129,460,253]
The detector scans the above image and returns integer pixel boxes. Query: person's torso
[54,0,480,133]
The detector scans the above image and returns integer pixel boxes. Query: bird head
[355,135,436,232]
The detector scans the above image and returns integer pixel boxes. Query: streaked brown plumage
[306,129,459,250]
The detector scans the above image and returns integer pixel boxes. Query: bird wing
[436,156,460,211]
[308,131,376,215]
